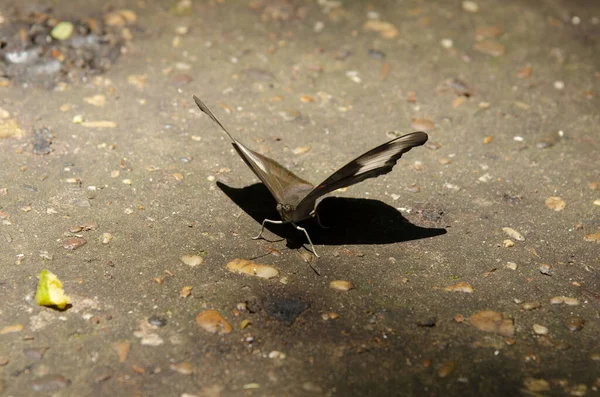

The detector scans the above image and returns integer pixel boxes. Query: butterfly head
[276,203,297,222]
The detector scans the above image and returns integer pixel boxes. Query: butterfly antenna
[193,95,236,142]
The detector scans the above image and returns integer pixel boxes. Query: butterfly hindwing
[295,132,428,213]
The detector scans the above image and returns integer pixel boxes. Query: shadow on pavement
[217,182,447,249]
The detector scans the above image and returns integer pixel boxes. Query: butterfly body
[193,95,428,257]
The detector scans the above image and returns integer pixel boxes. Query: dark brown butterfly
[194,95,428,257]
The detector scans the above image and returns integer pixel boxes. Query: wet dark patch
[32,127,53,155]
[0,7,125,88]
[266,298,310,326]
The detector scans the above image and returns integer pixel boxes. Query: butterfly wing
[232,141,314,206]
[193,95,314,207]
[295,131,428,215]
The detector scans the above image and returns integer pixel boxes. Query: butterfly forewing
[295,132,428,214]
[232,142,314,206]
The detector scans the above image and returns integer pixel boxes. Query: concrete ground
[0,0,599,396]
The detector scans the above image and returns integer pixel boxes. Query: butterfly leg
[253,219,284,240]
[292,223,320,258]
[315,211,330,229]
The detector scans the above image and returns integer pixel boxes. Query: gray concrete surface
[0,0,599,396]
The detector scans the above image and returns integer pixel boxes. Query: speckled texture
[0,0,599,396]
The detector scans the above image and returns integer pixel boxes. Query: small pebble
[539,264,553,276]
[437,360,456,378]
[329,280,353,291]
[553,81,565,90]
[321,312,340,320]
[180,254,204,267]
[532,323,548,335]
[63,237,87,250]
[570,384,587,396]
[268,350,286,359]
[443,281,474,293]
[68,225,83,233]
[462,1,479,12]
[368,49,386,59]
[84,95,106,107]
[170,362,193,375]
[503,239,515,248]
[292,146,311,155]
[524,378,550,392]
[278,109,301,121]
[82,222,98,231]
[314,21,324,33]
[506,262,518,270]
[345,70,362,84]
[564,316,585,331]
[410,118,434,132]
[502,227,524,241]
[521,301,541,311]
[440,38,453,49]
[180,286,193,298]
[545,196,566,211]
[550,296,580,306]
[148,315,167,327]
[23,347,49,360]
[101,233,113,245]
[31,374,71,392]
[470,310,515,337]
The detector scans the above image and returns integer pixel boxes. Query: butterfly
[193,95,428,257]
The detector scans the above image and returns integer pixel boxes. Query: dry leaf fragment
[179,286,193,298]
[196,310,232,334]
[363,20,398,39]
[517,65,532,78]
[112,341,131,363]
[329,280,353,291]
[444,281,474,293]
[226,259,279,279]
[0,324,24,335]
[584,232,600,242]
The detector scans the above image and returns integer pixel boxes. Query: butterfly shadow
[217,182,447,249]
